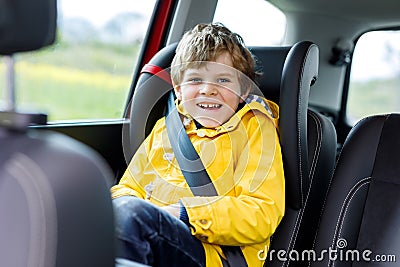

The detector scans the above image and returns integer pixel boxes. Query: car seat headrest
[251,46,291,103]
[127,43,299,161]
[0,0,57,55]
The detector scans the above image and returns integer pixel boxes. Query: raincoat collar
[175,94,279,137]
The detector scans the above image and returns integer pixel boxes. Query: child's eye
[217,78,230,83]
[188,78,202,84]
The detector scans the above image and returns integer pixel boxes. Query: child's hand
[161,204,180,218]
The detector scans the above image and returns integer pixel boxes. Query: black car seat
[0,0,115,266]
[126,41,337,267]
[251,43,337,267]
[310,113,400,267]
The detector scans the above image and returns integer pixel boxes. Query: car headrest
[0,0,57,55]
[251,46,291,104]
[127,43,301,160]
[134,44,291,103]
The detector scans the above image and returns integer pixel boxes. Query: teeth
[198,103,222,108]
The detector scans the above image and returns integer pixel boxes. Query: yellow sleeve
[180,114,285,245]
[110,119,164,199]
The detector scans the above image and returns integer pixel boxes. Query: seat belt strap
[165,92,218,196]
[166,92,248,267]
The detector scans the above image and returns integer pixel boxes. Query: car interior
[0,0,115,266]
[1,0,400,266]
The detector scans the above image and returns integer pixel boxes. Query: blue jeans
[113,196,206,267]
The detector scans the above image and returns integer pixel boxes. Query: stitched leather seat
[126,41,337,267]
[310,113,400,267]
[0,0,115,266]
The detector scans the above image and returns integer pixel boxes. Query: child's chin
[197,118,223,128]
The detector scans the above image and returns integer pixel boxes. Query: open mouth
[197,103,223,109]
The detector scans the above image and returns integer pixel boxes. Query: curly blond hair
[170,23,257,90]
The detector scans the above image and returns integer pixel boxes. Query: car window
[213,0,286,46]
[0,0,156,122]
[347,30,400,125]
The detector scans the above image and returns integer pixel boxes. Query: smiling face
[174,52,248,128]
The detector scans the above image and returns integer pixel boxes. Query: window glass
[0,0,156,122]
[347,30,400,125]
[213,0,286,46]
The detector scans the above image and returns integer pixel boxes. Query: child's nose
[199,82,218,96]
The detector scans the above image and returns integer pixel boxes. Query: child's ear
[173,85,182,100]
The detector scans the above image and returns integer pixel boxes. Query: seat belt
[165,91,248,267]
[165,91,218,196]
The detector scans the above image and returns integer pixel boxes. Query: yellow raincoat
[111,97,285,267]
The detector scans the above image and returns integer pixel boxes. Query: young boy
[111,23,285,267]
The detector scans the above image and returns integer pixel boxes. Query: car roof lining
[268,0,400,23]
